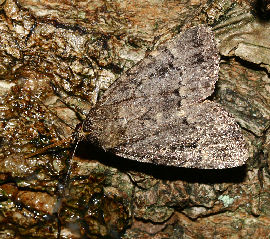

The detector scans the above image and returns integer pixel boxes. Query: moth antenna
[63,133,80,188]
[24,136,73,159]
[24,94,83,160]
[257,151,266,212]
[55,124,84,239]
[35,97,76,130]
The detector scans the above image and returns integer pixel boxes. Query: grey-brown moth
[81,25,248,169]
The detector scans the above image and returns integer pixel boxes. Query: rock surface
[1,0,270,238]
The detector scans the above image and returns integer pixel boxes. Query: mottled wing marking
[83,25,248,169]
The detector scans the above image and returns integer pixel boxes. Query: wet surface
[1,0,270,238]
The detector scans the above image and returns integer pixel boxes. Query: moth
[78,25,248,169]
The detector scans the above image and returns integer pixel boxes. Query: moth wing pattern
[83,25,248,169]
